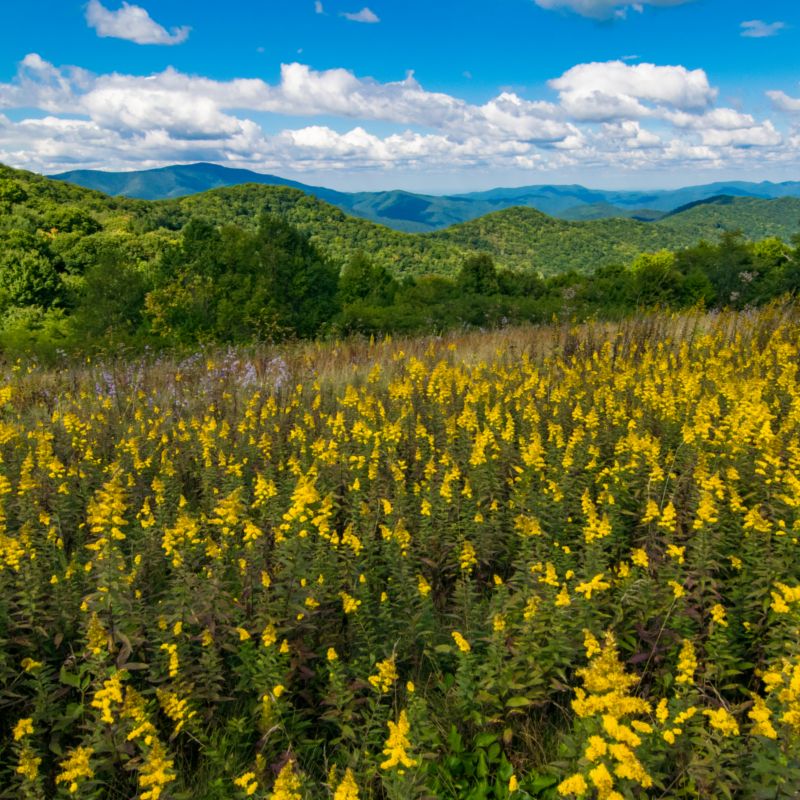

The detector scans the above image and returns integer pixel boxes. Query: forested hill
[433,197,800,274]
[4,163,800,279]
[53,162,800,232]
[2,162,800,352]
[156,183,800,277]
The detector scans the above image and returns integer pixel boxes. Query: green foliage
[458,253,500,295]
[0,178,28,209]
[0,230,64,309]
[2,161,800,356]
[145,215,339,344]
[338,251,398,306]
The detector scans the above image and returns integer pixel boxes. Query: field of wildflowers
[2,307,800,799]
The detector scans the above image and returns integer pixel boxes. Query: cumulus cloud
[533,0,692,21]
[85,0,190,45]
[550,60,716,121]
[740,20,786,38]
[0,52,791,179]
[341,7,380,23]
[768,90,800,114]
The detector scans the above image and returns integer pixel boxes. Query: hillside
[4,163,800,279]
[52,162,800,233]
[432,197,800,274]
[2,161,799,351]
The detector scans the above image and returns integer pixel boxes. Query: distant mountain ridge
[52,163,800,233]
[2,161,798,280]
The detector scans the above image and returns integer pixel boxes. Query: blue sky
[1,1,799,191]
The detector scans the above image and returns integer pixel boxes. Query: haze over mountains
[52,163,800,234]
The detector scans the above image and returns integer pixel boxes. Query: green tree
[457,253,499,295]
[338,251,398,306]
[0,179,28,210]
[0,249,63,308]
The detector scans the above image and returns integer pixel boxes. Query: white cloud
[342,7,380,23]
[533,0,692,21]
[550,60,716,120]
[315,1,324,13]
[698,122,781,148]
[0,52,792,180]
[600,120,661,148]
[85,0,190,45]
[740,20,786,38]
[768,90,800,113]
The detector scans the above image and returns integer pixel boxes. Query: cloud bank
[0,53,794,180]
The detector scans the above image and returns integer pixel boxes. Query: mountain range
[1,161,796,278]
[52,162,800,234]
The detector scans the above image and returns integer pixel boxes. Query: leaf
[474,732,497,749]
[59,666,82,689]
[505,696,532,708]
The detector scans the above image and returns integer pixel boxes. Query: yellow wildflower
[380,710,417,770]
[333,768,359,800]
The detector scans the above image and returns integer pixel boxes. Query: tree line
[1,175,800,355]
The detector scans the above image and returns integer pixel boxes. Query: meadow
[2,306,800,799]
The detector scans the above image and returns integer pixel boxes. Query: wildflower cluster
[2,308,800,796]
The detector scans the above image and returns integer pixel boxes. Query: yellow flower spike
[667,544,686,564]
[668,580,686,599]
[262,623,277,647]
[380,710,417,770]
[555,584,571,607]
[459,540,478,572]
[12,718,34,740]
[575,574,610,600]
[584,734,607,761]
[583,630,601,659]
[588,762,614,795]
[676,639,697,686]
[339,591,361,614]
[710,604,728,627]
[270,761,303,800]
[748,695,777,739]
[55,745,94,794]
[333,767,360,800]
[557,773,588,796]
[703,707,740,736]
[452,631,471,653]
[16,745,42,782]
[139,740,177,800]
[368,658,398,693]
[234,771,259,797]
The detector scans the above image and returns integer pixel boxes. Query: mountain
[5,162,798,279]
[51,163,800,233]
[431,198,800,274]
[155,181,800,276]
[52,162,352,207]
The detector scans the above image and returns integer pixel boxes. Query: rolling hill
[154,182,800,276]
[4,162,799,278]
[51,162,800,233]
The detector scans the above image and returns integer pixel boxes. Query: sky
[1,0,799,193]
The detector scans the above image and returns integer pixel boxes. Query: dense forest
[1,163,799,355]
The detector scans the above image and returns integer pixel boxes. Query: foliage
[2,162,800,356]
[2,308,800,798]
